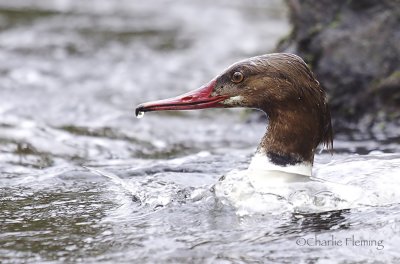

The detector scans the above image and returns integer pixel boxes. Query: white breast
[247,152,312,189]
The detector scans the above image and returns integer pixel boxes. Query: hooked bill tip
[135,105,145,117]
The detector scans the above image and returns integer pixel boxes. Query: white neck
[247,152,312,187]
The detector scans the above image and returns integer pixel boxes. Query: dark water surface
[1,1,400,263]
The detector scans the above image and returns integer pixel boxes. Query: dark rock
[278,0,400,132]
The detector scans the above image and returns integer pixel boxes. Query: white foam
[214,153,400,215]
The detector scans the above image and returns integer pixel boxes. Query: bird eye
[232,72,244,83]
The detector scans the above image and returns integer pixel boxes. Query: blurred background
[0,0,399,263]
[0,0,290,173]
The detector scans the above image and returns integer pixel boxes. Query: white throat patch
[222,96,244,106]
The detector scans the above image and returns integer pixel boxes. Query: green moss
[308,23,323,36]
[0,8,59,29]
[329,10,342,29]
[59,125,117,138]
[388,70,400,80]
[77,28,188,51]
[371,70,400,92]
[134,144,194,160]
[329,20,340,29]
[276,28,295,49]
[15,143,37,155]
[12,142,54,169]
[58,125,150,147]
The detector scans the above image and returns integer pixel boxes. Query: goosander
[136,53,333,190]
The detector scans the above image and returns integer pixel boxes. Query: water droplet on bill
[136,111,144,119]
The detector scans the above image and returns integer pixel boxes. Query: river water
[1,0,400,263]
